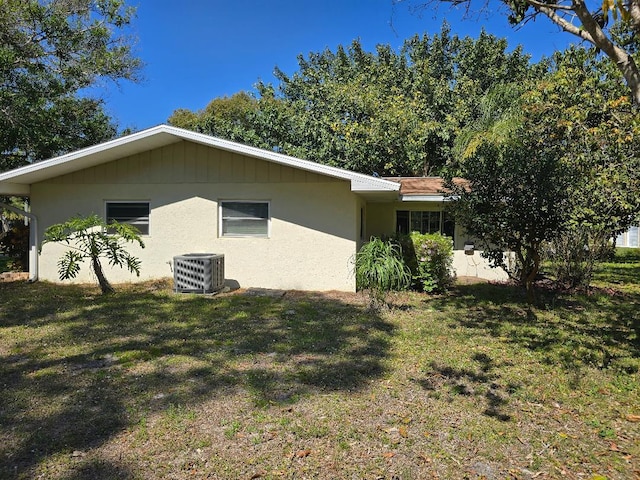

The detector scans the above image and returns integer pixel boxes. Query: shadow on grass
[0,281,392,479]
[592,262,640,285]
[417,352,515,422]
[430,281,640,373]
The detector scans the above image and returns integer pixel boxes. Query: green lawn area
[0,267,638,479]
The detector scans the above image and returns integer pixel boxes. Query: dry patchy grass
[0,274,638,479]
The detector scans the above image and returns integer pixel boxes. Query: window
[220,201,269,237]
[106,202,150,235]
[629,226,639,247]
[617,226,640,247]
[396,210,454,238]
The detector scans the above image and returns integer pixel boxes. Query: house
[0,125,506,291]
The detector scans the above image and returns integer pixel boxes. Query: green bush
[354,237,411,308]
[0,222,29,272]
[544,228,614,289]
[397,232,454,293]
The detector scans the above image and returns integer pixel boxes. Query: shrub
[544,227,613,289]
[399,232,454,293]
[0,222,29,271]
[354,237,411,309]
[613,247,640,263]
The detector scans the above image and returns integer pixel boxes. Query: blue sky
[102,0,578,131]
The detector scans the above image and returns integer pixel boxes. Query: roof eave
[0,125,401,193]
[401,194,458,202]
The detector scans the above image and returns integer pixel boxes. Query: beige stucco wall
[366,200,509,282]
[33,141,359,291]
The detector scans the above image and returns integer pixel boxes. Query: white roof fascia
[400,195,458,202]
[0,125,173,184]
[0,125,400,194]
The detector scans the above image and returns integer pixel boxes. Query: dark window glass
[396,210,454,236]
[106,202,149,235]
[221,201,269,237]
[397,210,409,234]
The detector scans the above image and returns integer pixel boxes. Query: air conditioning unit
[173,253,224,293]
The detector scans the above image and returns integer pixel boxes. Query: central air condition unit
[173,253,225,293]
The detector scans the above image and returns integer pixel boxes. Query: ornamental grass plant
[354,236,411,309]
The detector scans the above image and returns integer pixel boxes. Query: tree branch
[527,0,596,43]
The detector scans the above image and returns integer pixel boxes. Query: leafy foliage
[42,214,144,294]
[0,0,141,171]
[409,0,640,103]
[170,24,540,176]
[354,237,411,308]
[0,222,29,272]
[525,47,640,287]
[405,232,455,293]
[446,82,571,298]
[447,47,640,295]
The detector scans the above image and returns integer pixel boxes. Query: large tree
[446,82,571,298]
[0,0,141,171]
[446,46,640,294]
[170,24,540,176]
[403,0,640,103]
[526,47,640,287]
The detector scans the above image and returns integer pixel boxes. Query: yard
[0,260,639,479]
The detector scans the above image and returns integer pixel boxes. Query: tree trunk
[91,255,114,294]
[528,0,640,104]
[570,0,640,105]
[523,247,540,304]
[629,0,640,36]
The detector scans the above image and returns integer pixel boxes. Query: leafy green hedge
[396,232,454,293]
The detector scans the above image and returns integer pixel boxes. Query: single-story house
[0,125,506,291]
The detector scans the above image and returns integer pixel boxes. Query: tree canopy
[403,0,640,103]
[446,46,640,293]
[170,24,541,176]
[0,0,141,172]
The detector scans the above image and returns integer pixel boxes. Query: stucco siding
[33,142,358,291]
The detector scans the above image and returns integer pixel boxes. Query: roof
[384,177,466,201]
[0,125,400,196]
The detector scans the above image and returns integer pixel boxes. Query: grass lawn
[0,268,639,479]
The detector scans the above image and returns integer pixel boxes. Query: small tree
[354,237,411,309]
[42,214,145,294]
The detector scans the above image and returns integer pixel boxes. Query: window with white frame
[106,202,150,235]
[617,225,639,248]
[220,201,269,237]
[396,210,455,238]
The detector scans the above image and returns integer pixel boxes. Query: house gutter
[0,202,38,282]
[400,195,459,202]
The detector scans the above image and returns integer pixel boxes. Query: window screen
[106,202,149,235]
[221,201,269,237]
